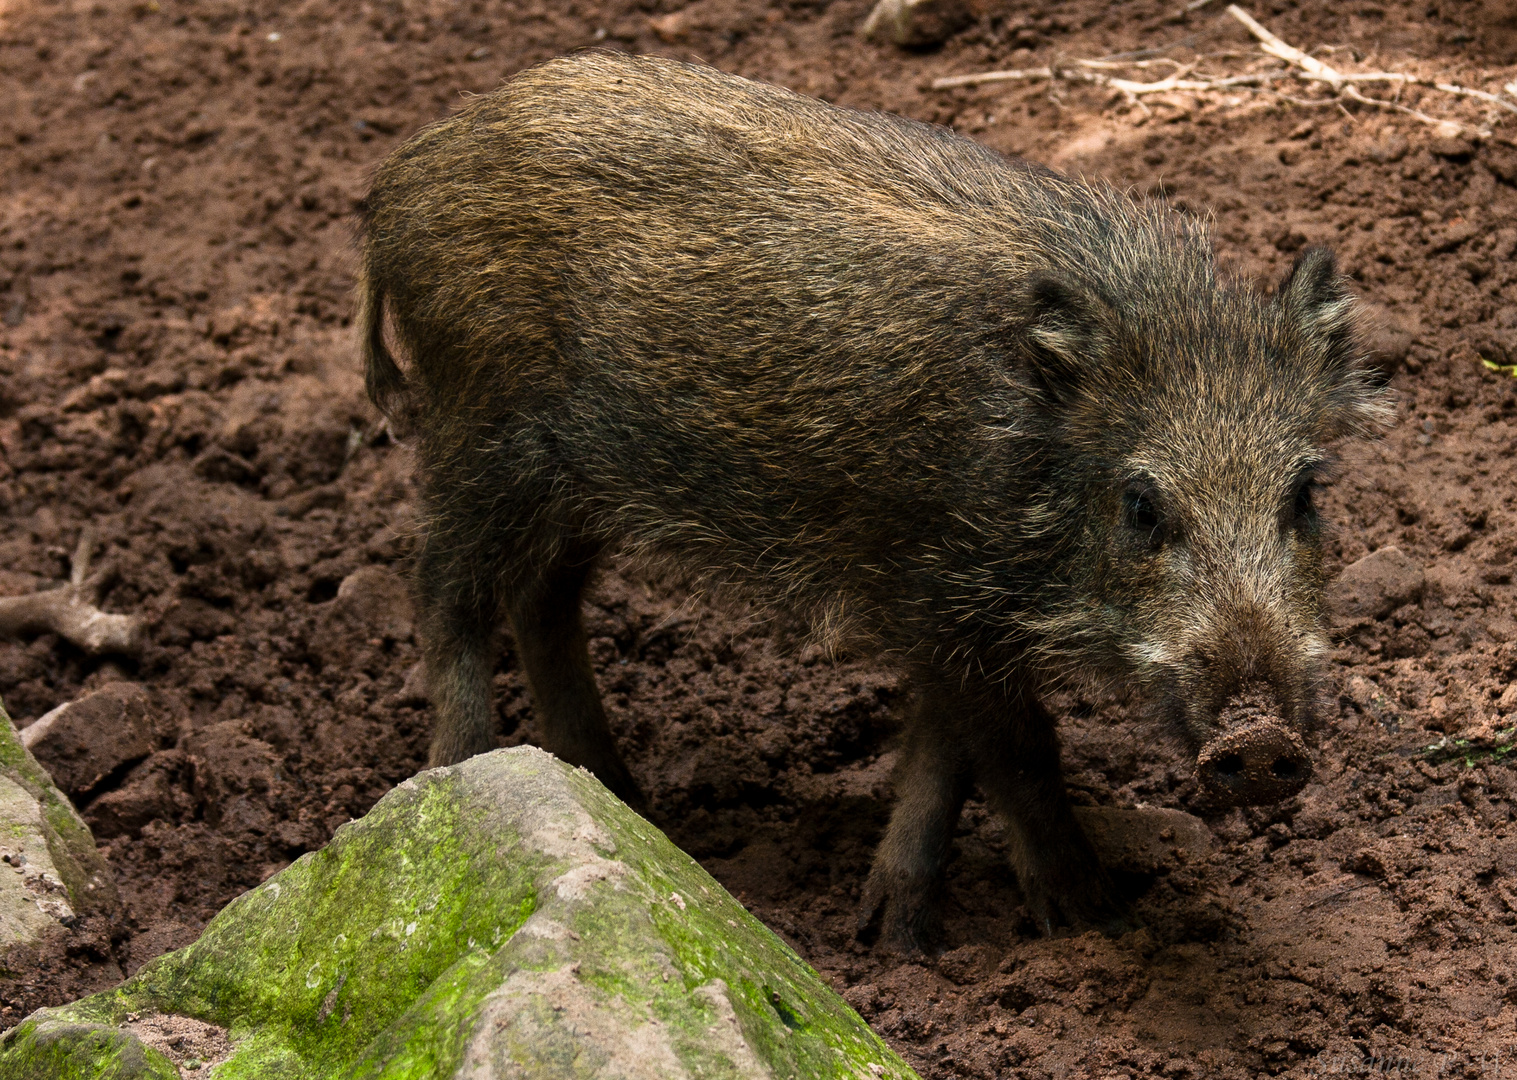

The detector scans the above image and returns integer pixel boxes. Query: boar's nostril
[1271,756,1304,780]
[1214,753,1245,779]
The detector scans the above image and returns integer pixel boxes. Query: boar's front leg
[859,681,974,954]
[860,679,1131,951]
[975,692,1132,937]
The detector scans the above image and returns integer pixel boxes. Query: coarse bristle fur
[358,50,1391,950]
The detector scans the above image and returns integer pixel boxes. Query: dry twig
[0,528,143,655]
[1226,4,1503,134]
[1300,881,1378,911]
[1224,5,1338,84]
[932,4,1508,139]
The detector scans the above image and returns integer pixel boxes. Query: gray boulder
[0,698,118,956]
[0,746,918,1079]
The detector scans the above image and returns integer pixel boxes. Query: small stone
[861,0,972,47]
[396,661,428,706]
[1345,676,1376,708]
[648,10,691,42]
[20,683,160,799]
[1344,675,1398,730]
[1357,303,1415,376]
[1325,546,1425,623]
[321,565,414,644]
[1368,133,1408,164]
[1072,806,1213,874]
[1431,219,1478,253]
[1426,693,1465,734]
[1344,845,1392,878]
[1429,135,1474,160]
[647,0,759,45]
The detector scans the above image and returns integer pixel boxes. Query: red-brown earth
[2,0,1517,1075]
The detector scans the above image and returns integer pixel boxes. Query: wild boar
[358,51,1390,948]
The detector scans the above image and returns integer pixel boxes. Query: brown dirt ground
[2,0,1517,1075]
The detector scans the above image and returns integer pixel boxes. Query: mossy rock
[0,747,918,1079]
[0,698,117,952]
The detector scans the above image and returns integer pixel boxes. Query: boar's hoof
[857,869,941,956]
[1196,720,1311,806]
[1018,871,1137,940]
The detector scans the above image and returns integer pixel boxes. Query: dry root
[0,528,143,655]
[933,4,1516,139]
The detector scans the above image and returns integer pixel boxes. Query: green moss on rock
[0,747,917,1080]
[0,1022,179,1080]
[0,698,118,939]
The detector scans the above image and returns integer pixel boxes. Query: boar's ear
[1016,271,1114,405]
[1274,247,1354,362]
[1275,246,1396,437]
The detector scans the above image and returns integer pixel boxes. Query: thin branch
[1430,81,1517,114]
[0,529,144,655]
[1225,4,1343,87]
[932,5,1506,139]
[1077,57,1188,72]
[1342,83,1490,136]
[1256,88,1347,109]
[931,66,1273,93]
[931,67,1053,90]
[1093,36,1200,63]
[1301,881,1378,911]
[1226,4,1494,136]
[69,527,95,590]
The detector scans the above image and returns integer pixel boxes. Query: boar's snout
[1196,722,1311,805]
[1196,690,1312,806]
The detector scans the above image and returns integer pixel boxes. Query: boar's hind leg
[859,685,973,954]
[416,522,508,771]
[975,695,1132,936]
[507,540,646,812]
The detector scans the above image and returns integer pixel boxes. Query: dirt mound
[2,0,1516,1074]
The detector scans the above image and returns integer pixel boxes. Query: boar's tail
[357,260,409,424]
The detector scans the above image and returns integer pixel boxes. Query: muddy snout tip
[1196,720,1312,806]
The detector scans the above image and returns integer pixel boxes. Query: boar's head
[1017,246,1393,806]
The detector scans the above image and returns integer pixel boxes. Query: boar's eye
[1122,486,1166,549]
[1292,476,1320,528]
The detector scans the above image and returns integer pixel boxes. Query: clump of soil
[2,0,1516,1075]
